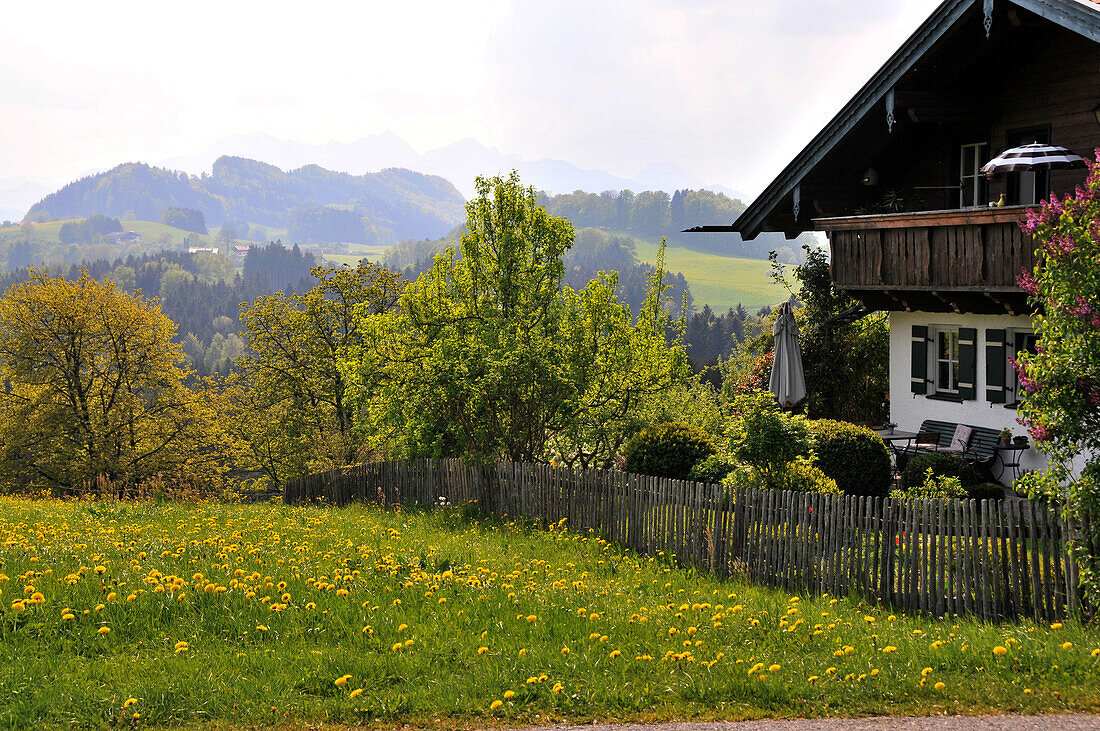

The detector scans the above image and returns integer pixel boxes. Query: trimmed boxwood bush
[687,454,736,484]
[968,482,1006,501]
[782,458,841,495]
[900,451,980,491]
[623,421,715,480]
[807,419,892,496]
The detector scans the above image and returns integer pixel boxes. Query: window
[935,328,960,394]
[959,142,989,208]
[1006,330,1039,407]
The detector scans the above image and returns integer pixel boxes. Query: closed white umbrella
[769,301,806,408]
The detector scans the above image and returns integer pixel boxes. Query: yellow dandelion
[561,646,570,655]
[503,690,515,699]
[334,675,351,686]
[881,645,896,653]
[391,642,402,652]
[398,623,408,632]
[1051,622,1063,629]
[1062,641,1073,649]
[934,682,946,690]
[349,688,364,699]
[769,664,780,672]
[921,667,933,676]
[551,682,564,693]
[62,613,74,620]
[98,626,110,634]
[526,614,537,623]
[123,698,137,708]
[610,650,621,658]
[490,699,503,710]
[477,646,488,654]
[993,646,1008,655]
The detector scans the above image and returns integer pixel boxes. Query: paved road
[515,716,1100,731]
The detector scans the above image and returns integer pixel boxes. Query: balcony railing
[813,206,1036,313]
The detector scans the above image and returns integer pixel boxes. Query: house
[187,246,220,255]
[724,0,1100,479]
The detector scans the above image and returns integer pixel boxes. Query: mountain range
[24,157,467,244]
[160,132,748,202]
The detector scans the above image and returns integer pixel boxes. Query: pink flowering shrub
[1016,149,1100,608]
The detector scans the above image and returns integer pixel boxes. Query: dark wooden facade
[817,207,1035,314]
[730,1,1100,313]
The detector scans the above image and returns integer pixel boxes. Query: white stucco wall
[888,310,1047,482]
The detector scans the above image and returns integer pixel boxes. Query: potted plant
[882,421,897,435]
[1013,435,1029,447]
[998,428,1012,446]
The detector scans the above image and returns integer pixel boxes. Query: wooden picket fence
[284,458,1094,622]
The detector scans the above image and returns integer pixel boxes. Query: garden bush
[782,457,841,495]
[726,393,812,489]
[622,421,715,480]
[899,451,980,491]
[687,454,736,484]
[890,467,966,501]
[968,482,1006,501]
[807,419,891,496]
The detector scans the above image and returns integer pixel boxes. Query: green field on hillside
[0,219,219,249]
[632,238,786,312]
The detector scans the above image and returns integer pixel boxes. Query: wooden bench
[896,420,1001,480]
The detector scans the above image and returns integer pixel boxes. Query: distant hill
[24,157,466,245]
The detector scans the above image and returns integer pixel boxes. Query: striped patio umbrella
[980,142,1087,174]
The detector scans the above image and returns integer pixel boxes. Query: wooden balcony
[814,206,1037,314]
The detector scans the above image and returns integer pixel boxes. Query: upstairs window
[959,142,989,208]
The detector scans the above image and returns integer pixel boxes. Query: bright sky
[0,0,941,195]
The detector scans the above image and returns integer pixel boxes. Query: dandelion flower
[561,646,570,655]
[526,615,537,623]
[934,682,946,690]
[1062,641,1073,649]
[124,698,137,708]
[1051,622,1063,629]
[610,650,621,658]
[349,688,363,699]
[62,613,74,620]
[551,682,564,693]
[881,646,896,653]
[98,626,110,634]
[503,690,515,699]
[334,675,351,686]
[993,646,1008,655]
[398,623,408,632]
[769,664,780,672]
[478,646,488,654]
[921,667,933,676]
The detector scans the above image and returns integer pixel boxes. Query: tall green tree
[344,172,689,467]
[237,263,403,486]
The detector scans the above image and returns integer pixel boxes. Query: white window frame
[960,142,988,208]
[931,326,961,395]
[1005,327,1038,407]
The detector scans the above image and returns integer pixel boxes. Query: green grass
[631,237,787,312]
[0,219,220,249]
[0,496,1097,729]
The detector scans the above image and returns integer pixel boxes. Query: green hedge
[623,422,715,481]
[807,419,892,496]
[900,451,981,490]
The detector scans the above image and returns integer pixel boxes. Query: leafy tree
[0,269,222,490]
[345,172,689,467]
[1013,154,1100,606]
[237,263,404,486]
[726,392,812,489]
[769,245,888,423]
[162,207,207,234]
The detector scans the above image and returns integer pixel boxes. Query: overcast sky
[1,0,941,195]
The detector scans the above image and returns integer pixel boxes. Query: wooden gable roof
[731,0,1100,241]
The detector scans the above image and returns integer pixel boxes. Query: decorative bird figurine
[995,192,1006,207]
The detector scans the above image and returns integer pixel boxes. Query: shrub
[807,419,892,496]
[623,421,715,480]
[968,482,1006,501]
[727,393,812,489]
[687,454,736,484]
[900,452,980,491]
[890,467,966,501]
[782,457,841,495]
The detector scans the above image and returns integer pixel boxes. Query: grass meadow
[631,238,785,311]
[1,496,1098,729]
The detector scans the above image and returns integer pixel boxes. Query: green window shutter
[911,325,929,394]
[985,328,1006,403]
[958,327,977,400]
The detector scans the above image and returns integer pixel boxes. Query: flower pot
[1013,436,1028,447]
[999,435,1011,446]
